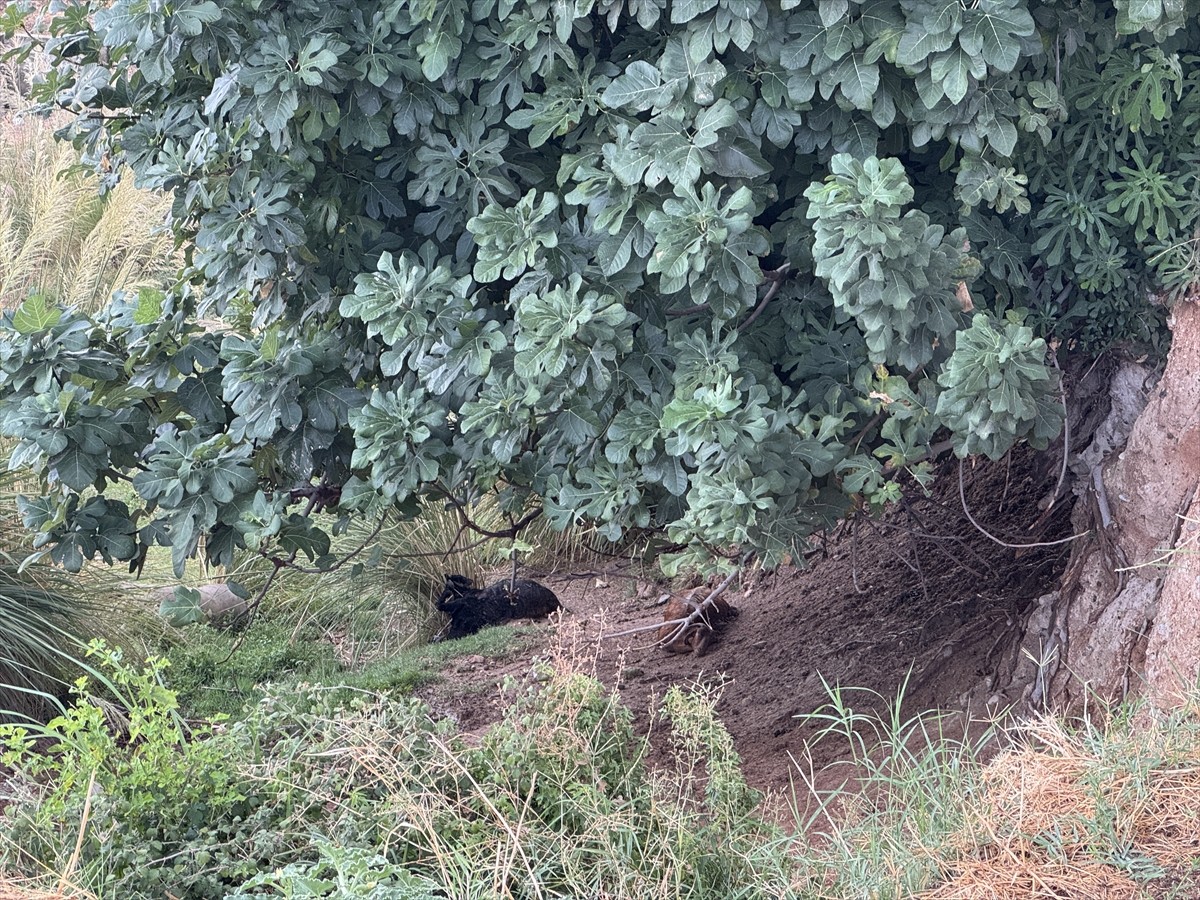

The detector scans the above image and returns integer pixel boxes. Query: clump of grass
[161,614,533,720]
[0,470,162,724]
[245,669,797,899]
[0,116,175,312]
[789,680,1200,899]
[361,495,605,602]
[788,678,995,899]
[924,695,1200,898]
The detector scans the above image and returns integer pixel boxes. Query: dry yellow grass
[920,710,1200,899]
[0,880,82,900]
[0,116,175,312]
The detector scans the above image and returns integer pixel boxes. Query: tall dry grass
[0,117,175,312]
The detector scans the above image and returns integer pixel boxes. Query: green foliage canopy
[0,0,1197,575]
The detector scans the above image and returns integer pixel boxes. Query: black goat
[435,574,561,639]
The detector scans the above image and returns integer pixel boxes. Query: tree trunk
[1013,301,1200,712]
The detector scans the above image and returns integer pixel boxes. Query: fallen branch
[601,566,741,644]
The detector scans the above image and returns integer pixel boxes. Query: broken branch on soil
[601,565,742,643]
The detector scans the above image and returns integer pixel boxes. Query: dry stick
[665,263,790,320]
[657,568,740,648]
[858,514,920,574]
[898,500,995,578]
[1091,464,1115,529]
[601,566,742,643]
[958,460,1091,549]
[59,768,97,895]
[1046,353,1071,512]
[906,522,932,605]
[601,616,694,640]
[850,515,867,594]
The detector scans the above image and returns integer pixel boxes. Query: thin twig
[739,263,791,330]
[1046,349,1071,511]
[435,486,543,539]
[851,514,867,594]
[601,559,746,642]
[859,515,920,575]
[958,460,1090,549]
[666,262,790,320]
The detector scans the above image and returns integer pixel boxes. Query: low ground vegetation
[161,616,538,721]
[2,642,1199,899]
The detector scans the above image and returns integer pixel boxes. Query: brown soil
[415,446,1076,821]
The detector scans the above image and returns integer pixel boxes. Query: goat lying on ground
[436,574,561,639]
[658,588,739,657]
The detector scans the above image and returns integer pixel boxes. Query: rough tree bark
[1009,301,1200,713]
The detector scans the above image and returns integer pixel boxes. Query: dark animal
[436,574,561,639]
[658,588,739,657]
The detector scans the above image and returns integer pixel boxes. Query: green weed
[0,644,289,899]
[161,616,531,720]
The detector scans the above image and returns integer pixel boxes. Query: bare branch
[602,564,744,643]
[958,459,1090,549]
[739,263,791,330]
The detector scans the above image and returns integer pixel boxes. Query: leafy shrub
[936,313,1062,459]
[18,0,1193,585]
[0,644,292,899]
[226,839,441,900]
[162,618,342,719]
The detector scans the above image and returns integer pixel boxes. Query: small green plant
[162,618,342,719]
[0,643,287,900]
[226,839,442,900]
[663,682,760,826]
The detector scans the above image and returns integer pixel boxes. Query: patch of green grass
[788,678,994,899]
[162,620,342,719]
[162,618,533,720]
[295,624,536,705]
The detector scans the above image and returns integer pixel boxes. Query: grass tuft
[0,117,174,312]
[788,679,1200,899]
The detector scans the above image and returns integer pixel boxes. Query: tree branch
[738,263,791,330]
[602,552,752,644]
[665,262,791,320]
[435,486,543,539]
